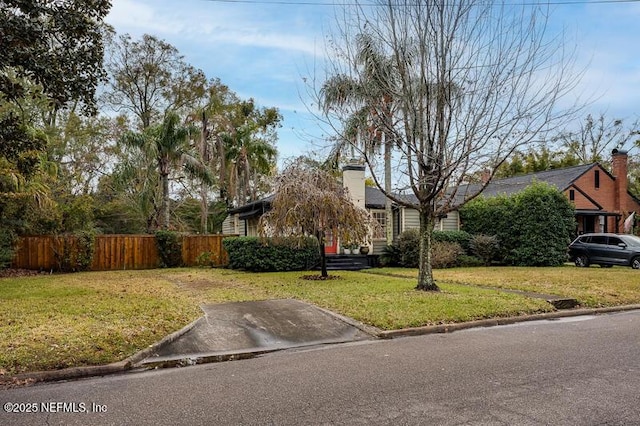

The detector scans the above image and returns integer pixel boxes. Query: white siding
[221,215,235,235]
[403,208,420,231]
[398,208,460,233]
[221,214,247,236]
[441,211,460,231]
[372,239,387,255]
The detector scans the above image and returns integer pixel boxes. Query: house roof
[228,194,274,219]
[230,187,397,217]
[365,186,388,209]
[443,163,596,205]
[230,163,609,216]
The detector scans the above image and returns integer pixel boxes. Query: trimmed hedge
[223,236,320,272]
[460,181,575,266]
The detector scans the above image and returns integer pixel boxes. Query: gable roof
[466,163,597,199]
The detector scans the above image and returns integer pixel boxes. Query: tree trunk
[416,207,439,291]
[200,111,209,233]
[317,231,328,278]
[160,171,170,230]
[200,185,208,233]
[384,139,393,246]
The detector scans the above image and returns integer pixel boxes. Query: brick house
[462,149,639,234]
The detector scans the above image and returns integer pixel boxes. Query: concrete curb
[137,348,281,370]
[3,304,640,386]
[378,304,640,339]
[0,317,202,387]
[124,317,203,366]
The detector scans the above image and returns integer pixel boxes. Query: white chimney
[342,162,366,210]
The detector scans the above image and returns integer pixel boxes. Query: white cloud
[107,0,326,58]
[106,0,185,36]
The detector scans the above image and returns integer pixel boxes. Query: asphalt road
[2,310,640,425]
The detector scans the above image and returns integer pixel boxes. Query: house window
[372,211,386,238]
[569,190,575,201]
[246,219,258,237]
[595,170,600,189]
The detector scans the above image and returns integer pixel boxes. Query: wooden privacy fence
[12,234,235,271]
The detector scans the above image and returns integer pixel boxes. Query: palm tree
[221,101,280,207]
[320,33,398,245]
[223,125,277,206]
[120,112,212,230]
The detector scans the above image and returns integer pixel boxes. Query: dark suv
[568,233,640,269]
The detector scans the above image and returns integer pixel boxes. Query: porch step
[319,255,374,271]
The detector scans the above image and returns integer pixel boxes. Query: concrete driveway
[138,299,374,367]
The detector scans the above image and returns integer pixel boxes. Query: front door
[583,216,596,234]
[324,229,338,254]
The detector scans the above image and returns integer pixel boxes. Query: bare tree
[553,114,640,165]
[259,159,371,278]
[322,0,582,290]
[103,34,207,130]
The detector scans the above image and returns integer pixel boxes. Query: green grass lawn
[1,265,638,375]
[369,265,640,307]
[0,270,201,376]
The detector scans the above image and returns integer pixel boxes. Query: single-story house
[221,163,461,255]
[222,149,639,255]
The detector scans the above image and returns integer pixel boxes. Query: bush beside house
[223,236,320,272]
[381,229,474,268]
[460,182,576,266]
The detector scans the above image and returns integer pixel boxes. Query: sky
[105,0,640,164]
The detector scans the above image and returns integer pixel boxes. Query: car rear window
[590,236,607,244]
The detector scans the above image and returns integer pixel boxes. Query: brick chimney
[481,169,491,184]
[612,149,629,212]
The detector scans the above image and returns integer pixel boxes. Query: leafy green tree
[222,100,280,206]
[93,173,147,234]
[187,79,241,231]
[495,115,640,180]
[1,0,110,265]
[46,110,117,196]
[553,114,640,166]
[495,146,580,179]
[104,33,207,129]
[173,197,227,233]
[1,0,110,119]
